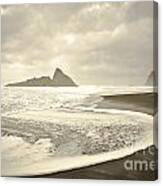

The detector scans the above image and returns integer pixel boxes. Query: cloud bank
[1,2,154,85]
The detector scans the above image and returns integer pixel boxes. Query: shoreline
[98,92,158,115]
[26,92,158,180]
[3,91,158,180]
[29,145,157,180]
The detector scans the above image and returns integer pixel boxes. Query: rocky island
[6,68,77,87]
[145,71,156,86]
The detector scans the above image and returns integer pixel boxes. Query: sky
[1,1,154,86]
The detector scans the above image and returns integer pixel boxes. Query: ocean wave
[1,110,153,176]
[1,87,155,176]
[1,86,153,114]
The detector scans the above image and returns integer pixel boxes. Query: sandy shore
[25,92,158,180]
[98,92,158,115]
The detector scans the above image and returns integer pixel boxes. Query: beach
[34,145,157,180]
[1,87,157,180]
[29,91,158,180]
[98,92,157,115]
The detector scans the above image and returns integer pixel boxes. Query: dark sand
[28,92,158,180]
[31,146,157,180]
[98,92,158,115]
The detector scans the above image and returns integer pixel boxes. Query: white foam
[1,110,153,176]
[4,108,153,125]
[2,133,153,176]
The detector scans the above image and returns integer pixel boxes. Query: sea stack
[145,71,156,86]
[52,68,77,86]
[6,68,77,87]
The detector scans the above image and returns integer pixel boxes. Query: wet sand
[98,92,158,115]
[32,145,157,180]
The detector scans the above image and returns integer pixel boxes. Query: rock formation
[6,68,77,87]
[145,71,156,86]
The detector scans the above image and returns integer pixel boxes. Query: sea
[1,86,154,176]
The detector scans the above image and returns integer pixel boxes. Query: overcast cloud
[1,2,154,85]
